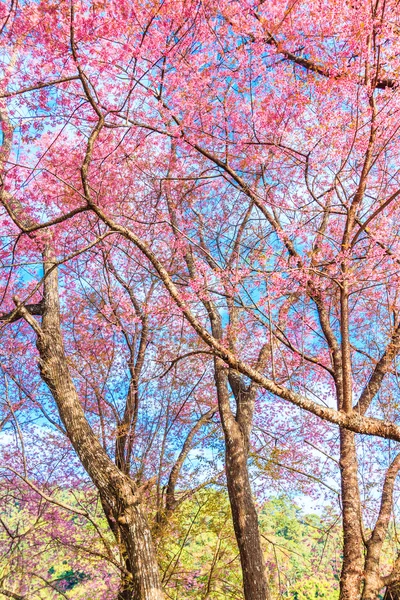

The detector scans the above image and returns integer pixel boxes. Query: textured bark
[362,455,400,600]
[339,429,364,600]
[101,499,138,600]
[214,359,269,600]
[24,249,164,600]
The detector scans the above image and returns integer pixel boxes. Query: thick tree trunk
[102,498,160,600]
[339,428,364,600]
[116,507,162,600]
[24,250,164,600]
[214,359,269,600]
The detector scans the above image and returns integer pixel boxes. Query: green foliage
[0,488,341,598]
[289,578,338,599]
[158,490,340,599]
[158,489,243,598]
[259,497,340,599]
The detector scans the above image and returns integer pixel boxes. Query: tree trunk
[362,455,400,600]
[102,498,159,600]
[339,428,364,600]
[384,584,400,600]
[214,359,270,600]
[25,249,164,600]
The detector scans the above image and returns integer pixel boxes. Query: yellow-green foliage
[0,489,341,599]
[159,490,341,599]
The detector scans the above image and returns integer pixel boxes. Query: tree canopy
[2,1,400,599]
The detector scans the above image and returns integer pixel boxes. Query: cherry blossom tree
[4,1,400,600]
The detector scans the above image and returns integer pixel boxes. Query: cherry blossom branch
[85,199,400,442]
[0,75,80,98]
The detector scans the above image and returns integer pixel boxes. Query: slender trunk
[384,584,400,600]
[214,359,269,600]
[339,428,364,600]
[27,250,164,600]
[163,407,216,517]
[362,454,400,600]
